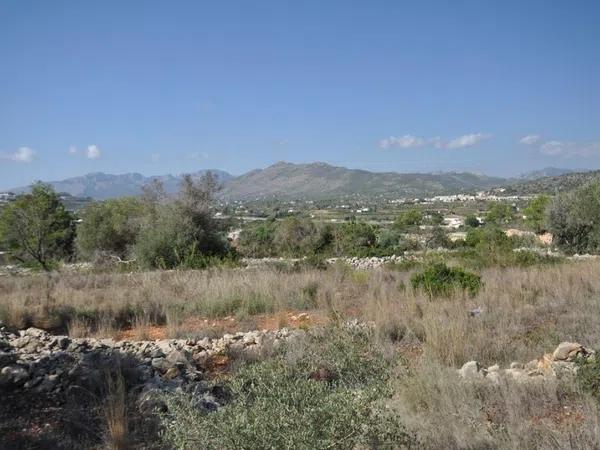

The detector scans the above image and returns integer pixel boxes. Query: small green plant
[410,263,482,297]
[159,327,412,449]
[576,353,600,403]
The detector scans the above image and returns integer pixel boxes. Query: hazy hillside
[13,170,233,200]
[506,170,600,194]
[516,167,579,180]
[20,162,598,201]
[219,161,506,200]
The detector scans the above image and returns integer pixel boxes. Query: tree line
[1,177,600,270]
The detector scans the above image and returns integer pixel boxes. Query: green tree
[335,221,376,256]
[273,217,318,257]
[523,195,550,233]
[394,208,423,230]
[76,197,146,259]
[548,182,600,254]
[238,220,278,257]
[464,214,481,228]
[425,226,451,249]
[0,183,75,270]
[486,202,514,224]
[135,172,229,269]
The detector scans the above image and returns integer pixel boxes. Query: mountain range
[8,162,593,201]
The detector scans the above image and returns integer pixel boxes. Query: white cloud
[381,133,491,150]
[540,141,567,156]
[1,147,35,163]
[446,133,491,149]
[86,145,101,159]
[519,134,541,145]
[68,145,78,155]
[380,134,426,149]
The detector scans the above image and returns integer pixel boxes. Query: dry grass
[3,260,600,448]
[104,369,128,450]
[392,360,600,449]
[2,261,600,367]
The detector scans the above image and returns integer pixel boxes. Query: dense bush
[237,220,278,257]
[523,194,550,233]
[411,263,482,297]
[135,173,231,269]
[425,226,452,249]
[273,217,320,257]
[485,202,514,224]
[76,197,146,259]
[576,352,600,403]
[334,221,377,256]
[461,226,515,267]
[394,208,423,230]
[135,204,229,269]
[159,326,411,449]
[464,214,481,228]
[548,182,600,254]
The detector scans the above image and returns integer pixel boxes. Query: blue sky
[1,0,599,189]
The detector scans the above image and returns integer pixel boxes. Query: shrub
[76,197,146,260]
[159,327,412,449]
[523,194,550,233]
[273,217,319,257]
[425,226,452,249]
[464,214,481,228]
[237,220,278,257]
[394,208,423,230]
[411,263,482,297]
[334,221,376,256]
[134,174,230,269]
[486,202,514,224]
[576,352,600,403]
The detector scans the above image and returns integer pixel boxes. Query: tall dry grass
[1,261,600,367]
[104,369,128,450]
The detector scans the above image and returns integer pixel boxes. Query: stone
[166,349,190,367]
[151,357,169,372]
[552,342,589,362]
[458,361,485,380]
[163,367,180,380]
[1,364,29,385]
[0,351,16,366]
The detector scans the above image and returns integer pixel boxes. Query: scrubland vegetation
[3,179,600,449]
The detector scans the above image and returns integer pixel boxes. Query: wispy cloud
[519,134,541,145]
[86,145,101,159]
[186,151,209,160]
[1,147,35,163]
[68,145,78,155]
[539,140,600,157]
[380,133,490,150]
[151,153,160,162]
[446,133,491,149]
[380,134,427,149]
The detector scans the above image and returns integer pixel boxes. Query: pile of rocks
[459,342,595,383]
[0,323,304,401]
[326,256,405,270]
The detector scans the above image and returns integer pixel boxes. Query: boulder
[552,342,592,362]
[458,361,485,380]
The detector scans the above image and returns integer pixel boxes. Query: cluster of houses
[389,191,534,205]
[0,192,16,204]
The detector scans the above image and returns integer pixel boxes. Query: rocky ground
[0,322,304,449]
[1,316,596,449]
[458,342,595,383]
